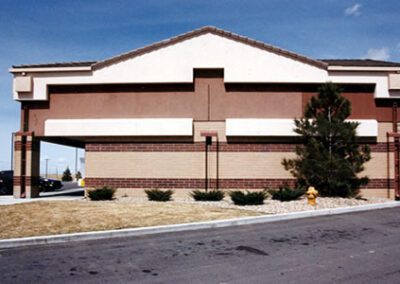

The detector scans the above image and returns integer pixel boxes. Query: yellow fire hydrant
[306,186,318,206]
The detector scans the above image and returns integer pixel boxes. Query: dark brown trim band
[13,176,39,186]
[85,178,392,189]
[86,142,392,153]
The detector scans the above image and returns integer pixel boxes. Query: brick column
[13,132,40,198]
[13,134,22,198]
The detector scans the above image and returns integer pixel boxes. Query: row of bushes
[88,186,306,205]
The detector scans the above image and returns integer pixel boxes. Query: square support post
[13,132,40,198]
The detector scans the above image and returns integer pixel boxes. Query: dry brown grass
[0,201,261,239]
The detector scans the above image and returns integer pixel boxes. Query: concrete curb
[1,201,399,249]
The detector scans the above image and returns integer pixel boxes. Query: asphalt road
[1,207,400,284]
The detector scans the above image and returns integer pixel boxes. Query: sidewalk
[0,187,84,205]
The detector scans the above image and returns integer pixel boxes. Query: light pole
[44,158,50,178]
[75,148,78,180]
[10,132,14,170]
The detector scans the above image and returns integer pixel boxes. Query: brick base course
[85,178,392,189]
[13,176,40,186]
[86,142,393,153]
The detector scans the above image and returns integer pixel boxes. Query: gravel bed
[115,196,392,215]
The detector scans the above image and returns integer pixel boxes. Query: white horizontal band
[45,118,193,136]
[226,119,378,137]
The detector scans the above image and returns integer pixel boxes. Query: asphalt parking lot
[0,207,399,283]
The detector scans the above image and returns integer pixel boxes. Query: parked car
[39,178,63,192]
[0,170,13,195]
[0,170,63,194]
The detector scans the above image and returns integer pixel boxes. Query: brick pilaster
[13,132,40,198]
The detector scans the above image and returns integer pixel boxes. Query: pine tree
[62,167,73,182]
[75,171,82,180]
[282,83,371,197]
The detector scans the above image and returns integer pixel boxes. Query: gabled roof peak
[92,26,328,70]
[12,26,400,71]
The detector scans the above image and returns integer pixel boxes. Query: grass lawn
[0,201,261,239]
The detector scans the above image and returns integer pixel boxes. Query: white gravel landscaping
[115,195,392,215]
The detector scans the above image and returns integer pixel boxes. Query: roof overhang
[9,66,92,73]
[328,66,400,72]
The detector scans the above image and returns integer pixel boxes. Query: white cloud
[364,48,390,60]
[345,3,362,16]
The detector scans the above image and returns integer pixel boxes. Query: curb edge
[1,201,399,249]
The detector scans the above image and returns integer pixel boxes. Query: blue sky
[0,0,399,174]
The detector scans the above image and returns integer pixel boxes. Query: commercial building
[10,26,400,198]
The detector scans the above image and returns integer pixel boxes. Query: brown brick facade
[13,176,40,186]
[14,140,32,151]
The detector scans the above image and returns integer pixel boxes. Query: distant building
[10,26,400,198]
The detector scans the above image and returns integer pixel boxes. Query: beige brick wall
[13,150,21,177]
[86,150,390,180]
[86,152,204,178]
[218,152,295,178]
[86,151,296,179]
[360,188,394,199]
[378,122,392,142]
[363,152,393,179]
[25,150,32,177]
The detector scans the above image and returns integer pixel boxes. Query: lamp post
[75,148,78,180]
[44,158,50,178]
[10,132,14,170]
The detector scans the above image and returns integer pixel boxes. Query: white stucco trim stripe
[226,119,378,137]
[348,119,378,137]
[44,118,193,137]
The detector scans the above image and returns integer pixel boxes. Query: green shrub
[190,190,225,201]
[144,188,174,202]
[88,187,116,201]
[268,186,305,202]
[229,190,267,206]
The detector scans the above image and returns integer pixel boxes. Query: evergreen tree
[75,171,82,180]
[62,167,73,182]
[282,83,371,197]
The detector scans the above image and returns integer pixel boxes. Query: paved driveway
[0,182,83,205]
[0,207,399,283]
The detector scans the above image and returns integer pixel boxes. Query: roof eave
[9,66,93,73]
[328,66,400,72]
